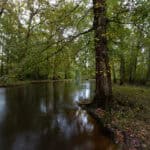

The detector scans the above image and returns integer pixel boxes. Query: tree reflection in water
[0,81,117,150]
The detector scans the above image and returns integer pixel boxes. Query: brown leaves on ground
[95,108,106,118]
[115,130,124,144]
[127,121,150,150]
[107,115,149,149]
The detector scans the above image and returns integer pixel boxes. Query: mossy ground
[111,85,150,149]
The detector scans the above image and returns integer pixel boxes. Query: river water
[0,81,117,150]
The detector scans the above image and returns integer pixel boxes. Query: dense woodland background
[0,0,150,85]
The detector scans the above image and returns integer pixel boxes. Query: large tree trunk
[93,0,112,108]
[146,49,150,82]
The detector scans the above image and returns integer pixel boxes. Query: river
[0,81,117,150]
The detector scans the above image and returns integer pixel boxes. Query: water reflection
[0,89,7,123]
[73,81,94,103]
[75,109,94,133]
[0,81,117,150]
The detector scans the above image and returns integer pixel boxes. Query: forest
[0,0,150,84]
[0,0,150,150]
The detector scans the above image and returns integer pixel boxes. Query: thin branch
[24,27,94,73]
[41,27,94,55]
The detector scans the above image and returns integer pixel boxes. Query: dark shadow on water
[0,81,117,150]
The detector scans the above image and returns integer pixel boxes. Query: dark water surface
[0,81,117,150]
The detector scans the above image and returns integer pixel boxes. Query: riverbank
[80,85,150,150]
[0,79,73,87]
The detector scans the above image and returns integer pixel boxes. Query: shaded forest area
[0,0,149,85]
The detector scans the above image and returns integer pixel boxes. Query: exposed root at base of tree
[78,86,150,150]
[80,105,142,150]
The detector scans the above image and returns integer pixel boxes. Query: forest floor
[112,85,150,149]
[94,85,150,150]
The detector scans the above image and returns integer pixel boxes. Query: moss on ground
[111,85,150,149]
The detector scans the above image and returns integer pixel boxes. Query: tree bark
[93,0,112,108]
[146,49,150,81]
